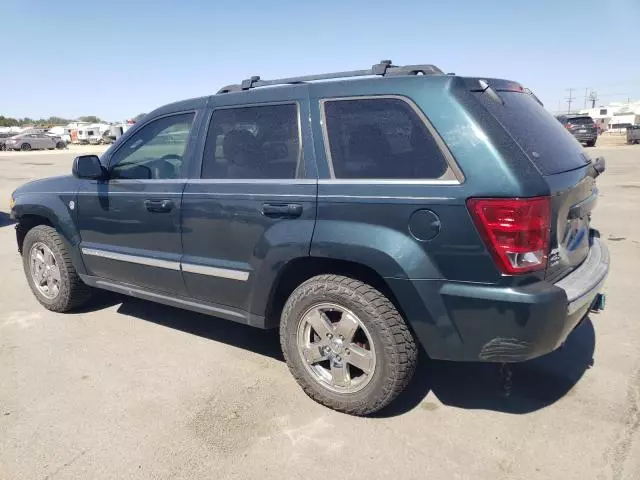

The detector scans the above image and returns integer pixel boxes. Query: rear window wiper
[476,80,504,105]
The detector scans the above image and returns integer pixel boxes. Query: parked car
[46,132,70,147]
[88,130,116,145]
[0,132,16,151]
[556,114,598,146]
[627,125,640,144]
[5,132,58,151]
[10,61,609,415]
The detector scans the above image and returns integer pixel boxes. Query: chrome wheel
[29,242,61,299]
[297,303,376,393]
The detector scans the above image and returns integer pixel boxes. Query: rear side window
[202,104,301,180]
[475,91,589,175]
[322,97,450,179]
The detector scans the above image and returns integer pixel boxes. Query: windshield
[474,91,590,175]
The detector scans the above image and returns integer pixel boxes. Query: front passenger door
[76,112,197,295]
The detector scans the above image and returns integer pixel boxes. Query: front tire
[22,225,92,312]
[280,274,417,415]
[21,143,31,151]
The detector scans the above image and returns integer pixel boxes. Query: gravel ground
[0,145,639,480]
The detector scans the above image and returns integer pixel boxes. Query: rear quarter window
[475,91,589,175]
[322,97,453,180]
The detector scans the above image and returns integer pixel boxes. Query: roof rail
[216,60,444,94]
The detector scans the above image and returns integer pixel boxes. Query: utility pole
[566,88,574,113]
[589,91,598,109]
[584,88,589,109]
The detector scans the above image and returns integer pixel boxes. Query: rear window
[566,117,595,125]
[475,91,589,175]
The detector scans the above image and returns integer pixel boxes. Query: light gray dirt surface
[0,146,639,479]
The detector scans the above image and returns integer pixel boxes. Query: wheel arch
[13,198,87,275]
[16,214,54,253]
[263,256,405,328]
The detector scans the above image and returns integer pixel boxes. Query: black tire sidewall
[22,226,74,311]
[281,278,402,412]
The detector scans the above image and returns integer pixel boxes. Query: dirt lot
[1,145,639,480]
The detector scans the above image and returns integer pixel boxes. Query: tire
[22,225,92,312]
[585,140,595,147]
[280,274,417,415]
[56,142,65,149]
[21,143,31,151]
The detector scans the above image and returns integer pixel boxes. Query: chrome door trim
[181,263,250,281]
[318,179,460,185]
[81,247,250,281]
[81,248,181,271]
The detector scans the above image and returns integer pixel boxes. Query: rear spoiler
[465,78,544,106]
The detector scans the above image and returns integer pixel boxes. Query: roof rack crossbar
[216,60,443,94]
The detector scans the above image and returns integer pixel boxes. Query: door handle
[144,199,174,213]
[261,203,303,218]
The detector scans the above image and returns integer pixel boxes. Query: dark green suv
[10,61,609,415]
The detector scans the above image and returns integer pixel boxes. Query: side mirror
[72,155,107,180]
[592,156,605,177]
[588,156,605,179]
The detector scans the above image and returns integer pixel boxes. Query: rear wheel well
[266,257,402,327]
[16,215,53,253]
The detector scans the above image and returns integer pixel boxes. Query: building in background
[580,101,640,132]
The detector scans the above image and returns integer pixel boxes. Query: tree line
[0,115,103,127]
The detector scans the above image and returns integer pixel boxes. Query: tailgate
[545,166,596,281]
[470,80,597,280]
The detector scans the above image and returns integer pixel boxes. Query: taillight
[565,123,573,129]
[467,197,551,274]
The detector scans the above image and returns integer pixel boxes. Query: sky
[1,0,639,121]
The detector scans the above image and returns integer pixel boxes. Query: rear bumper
[572,132,597,143]
[389,237,609,362]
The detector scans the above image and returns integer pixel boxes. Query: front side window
[109,112,195,180]
[322,97,450,179]
[202,104,301,179]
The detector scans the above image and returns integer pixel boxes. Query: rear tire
[586,140,596,147]
[22,225,92,312]
[56,142,65,149]
[280,274,417,415]
[21,143,31,151]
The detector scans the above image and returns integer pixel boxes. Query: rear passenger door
[181,87,317,322]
